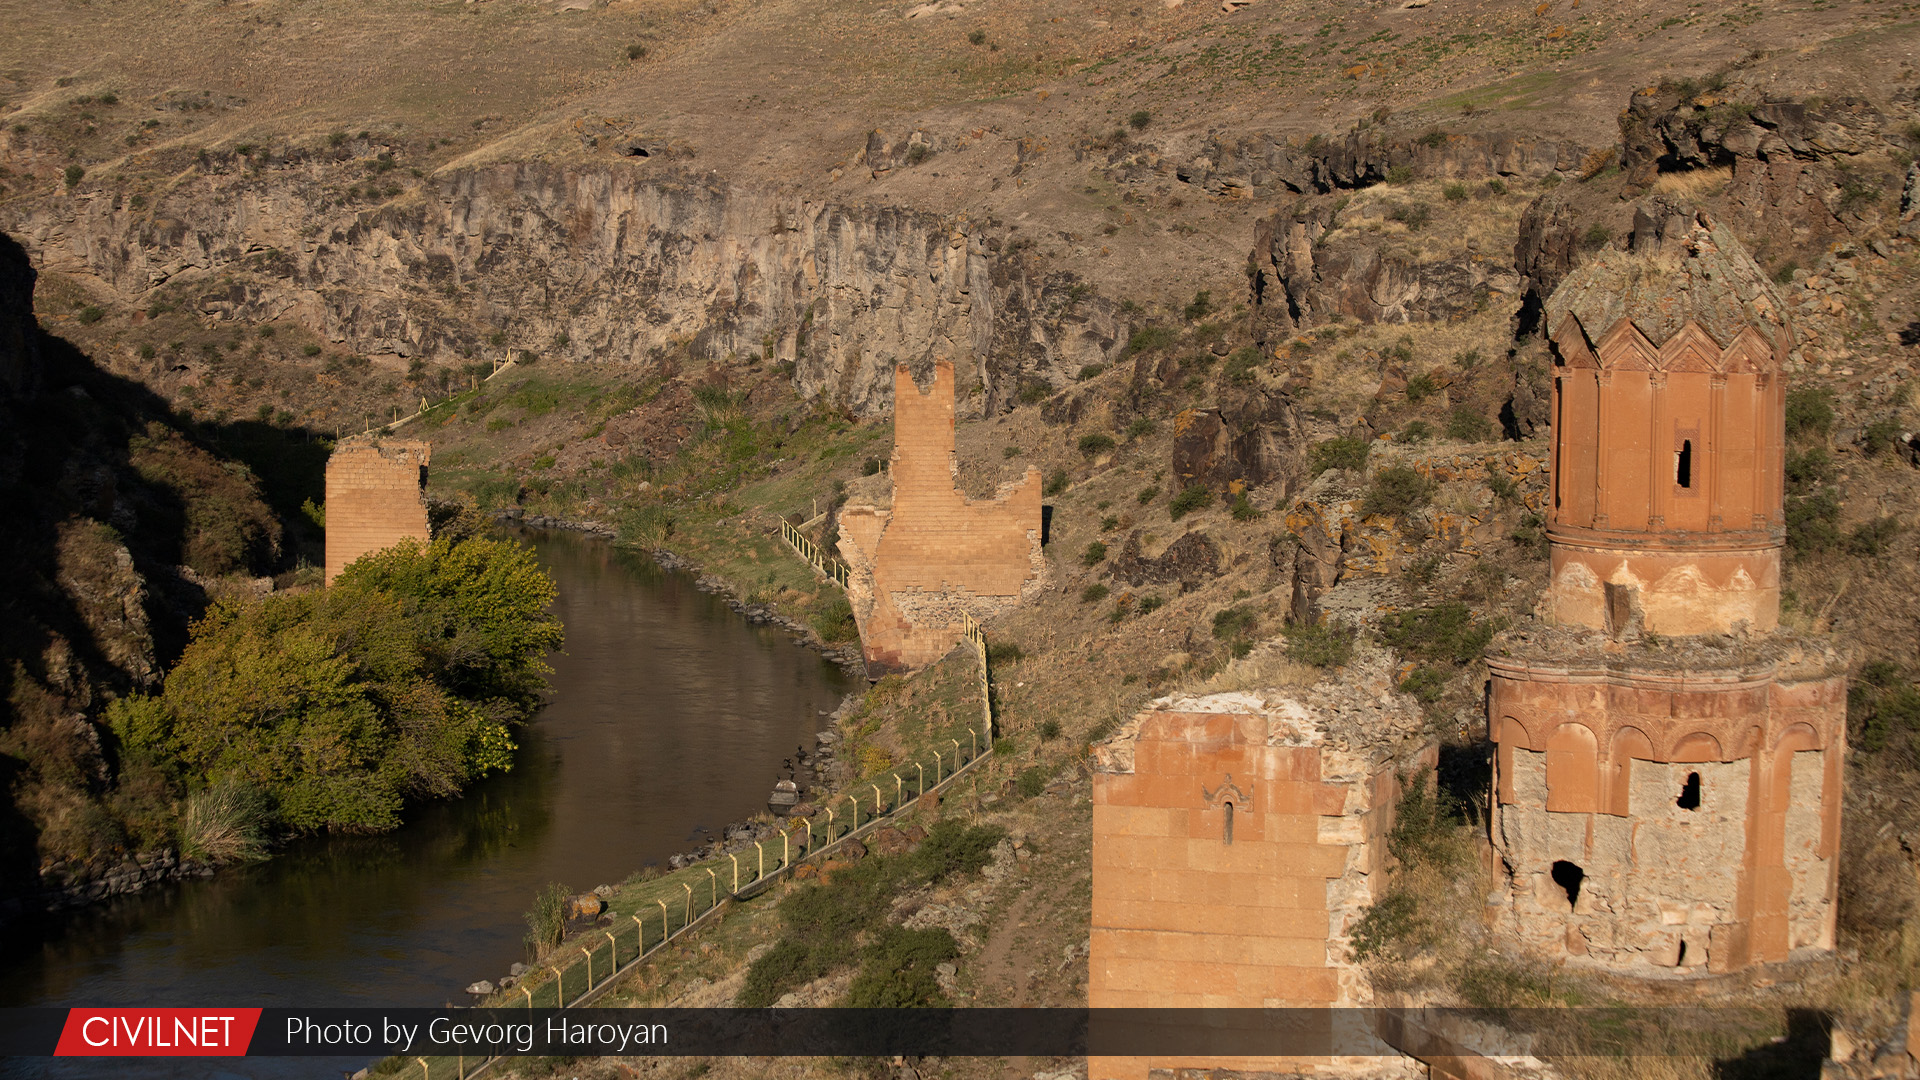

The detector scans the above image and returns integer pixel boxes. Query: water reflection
[0,529,851,1077]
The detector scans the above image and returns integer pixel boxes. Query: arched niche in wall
[1545,723,1600,813]
[1495,715,1535,805]
[1765,723,1823,817]
[1670,731,1724,764]
[1606,726,1656,816]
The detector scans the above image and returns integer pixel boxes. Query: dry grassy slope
[5,0,1918,308]
[17,0,1920,1065]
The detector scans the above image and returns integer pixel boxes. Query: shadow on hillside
[0,229,332,887]
[1711,1008,1828,1080]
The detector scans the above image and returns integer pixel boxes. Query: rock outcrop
[1249,200,1523,341]
[5,164,1127,416]
[1516,92,1903,332]
[1167,127,1581,199]
[0,230,281,901]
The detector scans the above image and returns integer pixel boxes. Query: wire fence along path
[384,520,995,1080]
[350,354,519,440]
[779,519,852,587]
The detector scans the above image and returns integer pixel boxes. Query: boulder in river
[466,980,496,996]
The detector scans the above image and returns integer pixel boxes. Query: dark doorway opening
[1551,860,1585,910]
[1677,439,1693,488]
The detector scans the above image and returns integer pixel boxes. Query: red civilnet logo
[55,1009,262,1056]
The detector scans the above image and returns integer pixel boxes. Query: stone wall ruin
[323,438,431,583]
[1487,208,1846,976]
[1088,663,1433,1080]
[836,361,1044,676]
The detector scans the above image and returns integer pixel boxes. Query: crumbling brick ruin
[1488,209,1846,975]
[836,361,1044,676]
[1088,660,1433,1080]
[324,438,432,583]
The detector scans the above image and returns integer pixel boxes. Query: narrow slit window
[1676,939,1688,966]
[1677,772,1701,811]
[1676,439,1693,489]
[1222,802,1234,846]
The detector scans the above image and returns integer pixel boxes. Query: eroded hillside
[12,0,1920,1075]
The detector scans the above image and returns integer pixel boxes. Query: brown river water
[0,528,854,1077]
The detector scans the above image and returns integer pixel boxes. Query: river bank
[0,528,854,1042]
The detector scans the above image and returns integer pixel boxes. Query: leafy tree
[105,535,561,835]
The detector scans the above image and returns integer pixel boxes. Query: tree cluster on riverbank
[106,533,561,852]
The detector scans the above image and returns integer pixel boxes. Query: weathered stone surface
[1516,93,1894,329]
[864,827,914,857]
[1540,208,1791,638]
[0,233,38,397]
[1169,406,1293,493]
[838,362,1045,676]
[1249,204,1522,340]
[1543,207,1791,362]
[1276,445,1549,623]
[4,165,1127,417]
[1489,214,1845,976]
[1169,126,1578,199]
[1088,654,1434,1077]
[324,439,430,583]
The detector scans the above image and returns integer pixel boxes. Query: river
[0,529,853,1077]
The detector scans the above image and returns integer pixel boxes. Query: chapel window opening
[1551,860,1585,911]
[1678,771,1702,811]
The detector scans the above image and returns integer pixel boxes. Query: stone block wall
[837,361,1043,675]
[324,439,431,583]
[1544,275,1788,637]
[1487,646,1845,973]
[1089,681,1432,1080]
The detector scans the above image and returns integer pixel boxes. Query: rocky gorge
[5,158,1128,419]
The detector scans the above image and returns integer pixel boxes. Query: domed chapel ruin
[1087,209,1846,1077]
[1487,209,1846,974]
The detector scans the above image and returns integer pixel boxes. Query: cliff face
[6,164,1126,417]
[0,231,281,890]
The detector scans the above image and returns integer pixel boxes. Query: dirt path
[974,883,1040,1007]
[970,883,1040,1079]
